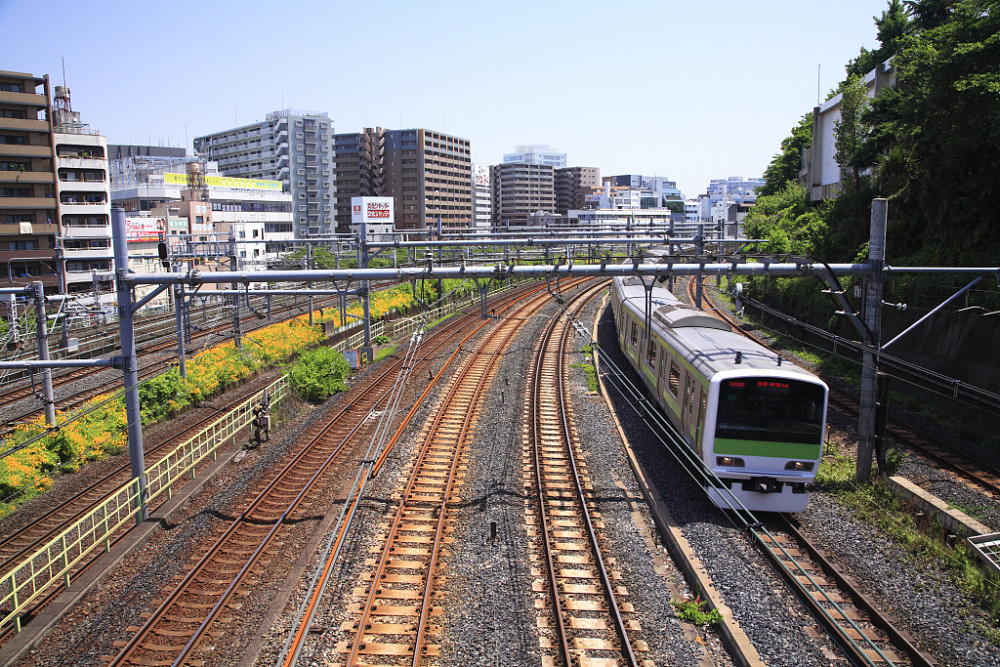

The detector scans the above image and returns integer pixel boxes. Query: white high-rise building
[52,85,112,302]
[194,110,335,238]
[472,164,492,232]
[503,144,567,168]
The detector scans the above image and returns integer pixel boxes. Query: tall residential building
[490,162,555,229]
[52,85,112,299]
[0,70,58,292]
[333,127,384,233]
[503,144,567,168]
[334,128,472,235]
[554,166,600,214]
[194,109,335,237]
[384,129,471,233]
[471,164,492,233]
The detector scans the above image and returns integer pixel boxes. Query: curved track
[526,279,642,665]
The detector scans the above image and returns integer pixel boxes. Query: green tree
[864,0,1000,264]
[760,116,812,197]
[846,0,911,77]
[833,73,871,190]
[287,347,352,403]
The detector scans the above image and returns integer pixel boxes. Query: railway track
[756,515,936,667]
[670,276,943,665]
[525,280,646,666]
[330,282,583,666]
[103,279,573,666]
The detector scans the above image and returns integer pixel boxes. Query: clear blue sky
[0,0,890,198]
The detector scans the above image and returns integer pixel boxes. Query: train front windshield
[715,377,825,444]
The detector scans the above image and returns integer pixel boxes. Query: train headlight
[716,456,745,467]
[784,461,814,472]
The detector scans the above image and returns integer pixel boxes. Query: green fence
[0,377,288,633]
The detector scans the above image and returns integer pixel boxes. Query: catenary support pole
[31,281,56,427]
[361,220,371,347]
[857,198,887,482]
[111,207,148,523]
[230,233,241,349]
[174,282,186,379]
[696,223,704,309]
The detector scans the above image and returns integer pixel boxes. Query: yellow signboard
[164,173,282,191]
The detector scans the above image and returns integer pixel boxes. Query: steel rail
[342,284,558,666]
[112,280,553,666]
[278,279,588,666]
[532,281,639,666]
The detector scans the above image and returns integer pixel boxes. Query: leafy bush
[288,347,352,403]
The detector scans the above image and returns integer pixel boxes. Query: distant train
[610,275,828,512]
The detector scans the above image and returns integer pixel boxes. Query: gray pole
[668,219,675,293]
[230,233,241,349]
[306,244,314,326]
[361,220,371,347]
[111,207,147,522]
[696,223,704,309]
[31,282,56,427]
[175,283,187,379]
[856,198,887,481]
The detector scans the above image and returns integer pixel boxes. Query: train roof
[614,276,820,381]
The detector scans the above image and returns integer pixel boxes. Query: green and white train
[610,276,828,512]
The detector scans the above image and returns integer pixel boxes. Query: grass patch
[817,464,1000,636]
[671,597,723,626]
[573,345,598,391]
[375,345,397,362]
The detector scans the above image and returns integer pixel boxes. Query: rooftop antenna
[817,64,821,106]
[61,57,67,88]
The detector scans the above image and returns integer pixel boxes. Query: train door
[694,387,707,456]
[681,374,696,437]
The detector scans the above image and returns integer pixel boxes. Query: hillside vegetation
[745,0,1000,326]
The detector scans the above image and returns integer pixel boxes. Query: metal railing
[0,376,288,633]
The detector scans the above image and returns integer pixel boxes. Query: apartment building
[0,70,58,292]
[194,110,335,237]
[52,85,112,299]
[384,129,471,234]
[333,127,384,233]
[489,162,555,229]
[334,127,472,235]
[554,166,600,214]
[472,164,491,233]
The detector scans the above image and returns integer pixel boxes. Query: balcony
[0,196,56,210]
[0,90,48,107]
[0,117,48,133]
[0,170,53,184]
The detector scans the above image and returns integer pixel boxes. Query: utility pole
[856,199,887,481]
[360,220,371,348]
[230,233,241,349]
[31,282,56,427]
[111,207,147,523]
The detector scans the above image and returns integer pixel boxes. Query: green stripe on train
[713,438,821,459]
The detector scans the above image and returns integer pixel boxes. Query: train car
[610,275,828,512]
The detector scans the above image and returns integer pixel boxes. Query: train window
[630,322,638,346]
[646,341,657,368]
[668,362,680,396]
[716,377,825,444]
